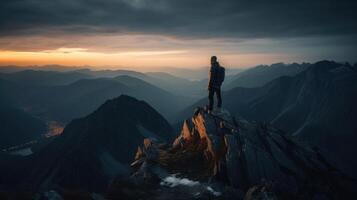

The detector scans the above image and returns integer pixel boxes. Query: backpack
[218,66,225,85]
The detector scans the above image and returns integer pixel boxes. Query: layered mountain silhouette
[0,69,199,155]
[179,61,357,177]
[0,70,92,86]
[0,75,191,123]
[0,65,84,73]
[77,68,208,99]
[225,62,310,89]
[0,95,173,192]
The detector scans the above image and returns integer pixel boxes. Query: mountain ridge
[224,62,311,90]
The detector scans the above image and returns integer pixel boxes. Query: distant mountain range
[0,70,92,86]
[0,67,208,99]
[224,62,311,90]
[0,65,244,80]
[0,65,85,73]
[78,69,208,99]
[0,74,195,124]
[142,66,244,80]
[0,67,207,149]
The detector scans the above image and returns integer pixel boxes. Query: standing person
[208,56,225,112]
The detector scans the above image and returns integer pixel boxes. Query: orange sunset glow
[1,33,351,70]
[0,48,287,69]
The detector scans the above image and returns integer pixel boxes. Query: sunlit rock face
[111,107,355,199]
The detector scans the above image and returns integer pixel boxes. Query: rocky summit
[108,107,356,200]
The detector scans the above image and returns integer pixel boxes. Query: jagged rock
[134,146,143,160]
[172,120,195,149]
[127,107,356,199]
[142,138,160,161]
[131,138,169,188]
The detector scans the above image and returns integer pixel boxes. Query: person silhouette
[208,56,225,112]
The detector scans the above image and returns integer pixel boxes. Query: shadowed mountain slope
[1,95,173,192]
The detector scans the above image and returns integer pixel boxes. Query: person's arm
[221,67,225,83]
[208,66,213,90]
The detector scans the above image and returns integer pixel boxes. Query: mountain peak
[27,95,173,191]
[91,95,173,138]
[100,94,144,108]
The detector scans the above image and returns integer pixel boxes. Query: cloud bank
[1,0,356,38]
[0,0,356,67]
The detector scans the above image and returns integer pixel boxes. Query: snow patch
[160,175,222,197]
[160,175,200,187]
[9,147,33,156]
[206,186,222,196]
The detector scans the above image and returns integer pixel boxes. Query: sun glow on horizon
[0,48,288,70]
[0,48,195,68]
[0,34,307,69]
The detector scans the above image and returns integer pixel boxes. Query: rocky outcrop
[112,107,356,199]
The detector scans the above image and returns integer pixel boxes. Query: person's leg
[208,88,214,111]
[216,88,222,108]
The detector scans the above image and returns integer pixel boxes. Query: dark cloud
[0,0,356,39]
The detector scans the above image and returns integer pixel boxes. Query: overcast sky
[0,0,356,68]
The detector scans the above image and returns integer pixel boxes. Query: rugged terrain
[0,96,355,199]
[107,107,355,199]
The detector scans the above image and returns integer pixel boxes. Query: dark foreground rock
[108,107,356,200]
[1,102,355,199]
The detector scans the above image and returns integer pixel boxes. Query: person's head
[211,56,217,65]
